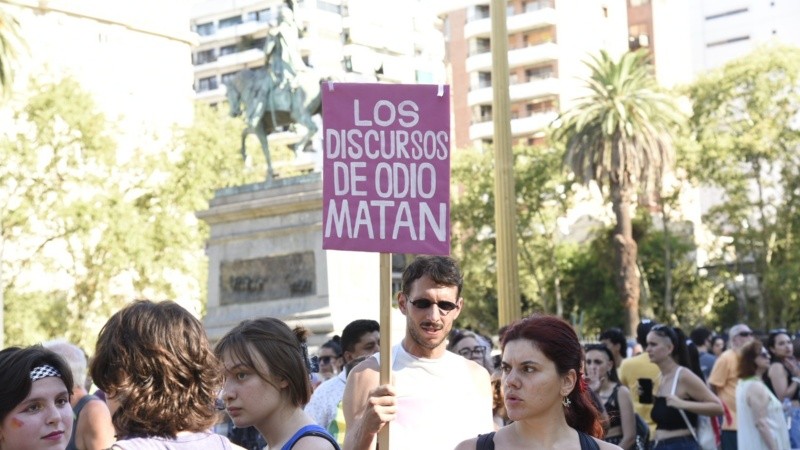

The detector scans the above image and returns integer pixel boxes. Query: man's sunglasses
[737,331,754,338]
[409,298,459,315]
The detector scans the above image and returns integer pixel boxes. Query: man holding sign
[342,256,494,450]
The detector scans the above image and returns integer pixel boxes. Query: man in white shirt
[343,255,494,450]
[305,319,380,430]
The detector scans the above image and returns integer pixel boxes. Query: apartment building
[437,0,628,150]
[190,0,445,105]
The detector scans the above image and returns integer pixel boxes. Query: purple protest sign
[321,83,451,255]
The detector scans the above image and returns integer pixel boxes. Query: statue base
[197,173,403,347]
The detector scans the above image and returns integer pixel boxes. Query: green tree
[684,45,800,329]
[1,77,262,349]
[450,144,572,333]
[553,50,683,336]
[0,6,22,95]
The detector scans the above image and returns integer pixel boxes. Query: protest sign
[322,83,451,255]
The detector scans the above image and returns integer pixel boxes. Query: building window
[247,8,272,23]
[318,0,342,14]
[705,8,748,20]
[525,0,555,12]
[194,49,216,64]
[221,71,239,85]
[474,104,492,122]
[470,37,491,56]
[219,44,238,56]
[219,15,243,29]
[469,4,490,21]
[197,76,218,92]
[525,65,553,81]
[706,35,749,47]
[195,22,215,36]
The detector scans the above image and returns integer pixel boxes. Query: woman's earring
[562,396,571,407]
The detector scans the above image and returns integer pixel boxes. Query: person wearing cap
[708,323,755,450]
[618,319,661,438]
[0,345,75,450]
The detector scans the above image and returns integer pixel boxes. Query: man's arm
[77,399,115,450]
[342,358,396,450]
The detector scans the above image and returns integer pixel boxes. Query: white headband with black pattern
[30,364,62,381]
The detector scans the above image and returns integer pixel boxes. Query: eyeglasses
[319,356,339,365]
[737,331,754,338]
[769,328,788,337]
[457,346,487,358]
[409,298,459,316]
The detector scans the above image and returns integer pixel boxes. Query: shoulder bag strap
[673,367,699,443]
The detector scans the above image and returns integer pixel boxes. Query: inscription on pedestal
[220,252,316,305]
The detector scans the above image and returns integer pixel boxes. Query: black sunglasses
[651,324,678,345]
[319,356,339,365]
[737,331,754,338]
[409,298,459,315]
[769,328,788,337]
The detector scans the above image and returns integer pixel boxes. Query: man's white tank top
[374,344,494,449]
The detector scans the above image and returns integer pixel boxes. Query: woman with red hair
[456,314,619,450]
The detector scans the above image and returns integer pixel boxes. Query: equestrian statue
[224,0,321,180]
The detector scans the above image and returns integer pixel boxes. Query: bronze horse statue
[225,68,321,180]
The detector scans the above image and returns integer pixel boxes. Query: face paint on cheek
[10,418,24,429]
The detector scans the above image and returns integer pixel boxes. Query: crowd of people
[2,254,799,450]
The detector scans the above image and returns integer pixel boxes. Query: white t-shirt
[375,344,494,449]
[305,370,347,428]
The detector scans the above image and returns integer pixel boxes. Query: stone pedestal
[197,173,406,347]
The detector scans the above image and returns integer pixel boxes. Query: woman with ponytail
[215,318,339,450]
[647,324,723,449]
[456,314,619,450]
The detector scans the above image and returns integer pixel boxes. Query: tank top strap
[578,431,600,450]
[281,424,341,450]
[476,432,496,450]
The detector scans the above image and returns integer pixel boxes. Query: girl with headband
[0,345,74,449]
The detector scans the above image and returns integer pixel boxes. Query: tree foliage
[684,44,800,330]
[450,144,572,334]
[553,50,683,336]
[1,76,262,349]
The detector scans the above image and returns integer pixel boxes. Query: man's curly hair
[90,300,222,438]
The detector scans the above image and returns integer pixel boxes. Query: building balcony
[468,111,558,141]
[194,48,264,74]
[467,77,560,107]
[464,6,557,39]
[466,41,558,73]
[198,20,271,45]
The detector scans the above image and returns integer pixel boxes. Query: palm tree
[553,50,682,336]
[0,6,22,95]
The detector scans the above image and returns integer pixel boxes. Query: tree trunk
[611,182,641,337]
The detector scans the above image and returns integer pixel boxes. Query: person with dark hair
[619,319,660,439]
[43,339,115,450]
[736,340,790,450]
[600,328,628,368]
[90,300,240,449]
[448,329,494,373]
[711,335,726,358]
[586,344,636,449]
[456,315,617,450]
[708,323,754,450]
[317,337,344,384]
[306,319,380,432]
[215,317,339,450]
[763,329,800,447]
[647,324,723,449]
[0,345,74,450]
[690,327,717,380]
[343,255,493,450]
